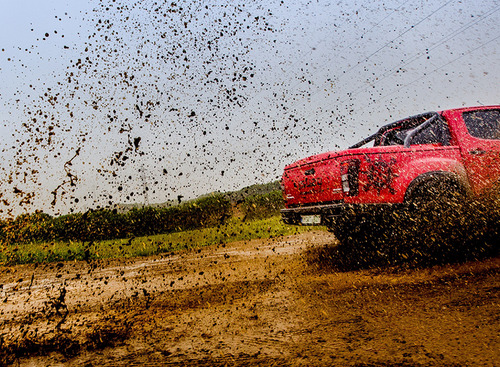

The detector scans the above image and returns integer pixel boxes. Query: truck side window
[411,119,450,146]
[463,109,500,140]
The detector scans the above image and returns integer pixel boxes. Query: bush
[0,211,53,244]
[241,190,284,220]
[0,194,232,245]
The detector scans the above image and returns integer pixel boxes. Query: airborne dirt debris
[1,1,499,365]
[0,231,498,366]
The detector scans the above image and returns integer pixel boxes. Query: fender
[395,152,469,197]
[349,151,469,204]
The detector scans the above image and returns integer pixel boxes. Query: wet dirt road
[1,231,499,366]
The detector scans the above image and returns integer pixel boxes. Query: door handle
[469,148,487,155]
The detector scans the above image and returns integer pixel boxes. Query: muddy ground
[0,231,499,366]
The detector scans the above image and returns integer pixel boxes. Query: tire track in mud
[1,230,499,366]
[0,231,330,365]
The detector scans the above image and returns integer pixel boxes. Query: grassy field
[0,216,325,265]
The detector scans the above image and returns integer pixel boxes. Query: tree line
[0,190,284,245]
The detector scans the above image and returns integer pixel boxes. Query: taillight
[340,159,360,196]
[281,175,294,202]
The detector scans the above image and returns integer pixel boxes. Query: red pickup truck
[281,106,500,245]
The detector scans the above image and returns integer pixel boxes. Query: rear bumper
[281,203,403,226]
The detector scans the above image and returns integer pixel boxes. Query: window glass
[381,128,407,146]
[463,110,500,140]
[411,119,450,145]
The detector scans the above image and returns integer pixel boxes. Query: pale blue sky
[0,0,499,216]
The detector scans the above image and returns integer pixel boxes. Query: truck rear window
[411,119,450,145]
[463,109,500,140]
[381,117,450,146]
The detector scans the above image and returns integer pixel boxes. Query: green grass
[0,216,326,265]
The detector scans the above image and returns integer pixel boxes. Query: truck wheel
[404,178,467,255]
[407,179,465,218]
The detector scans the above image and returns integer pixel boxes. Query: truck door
[457,108,500,194]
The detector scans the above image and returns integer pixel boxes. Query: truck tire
[407,178,466,220]
[402,178,468,257]
[328,179,467,267]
